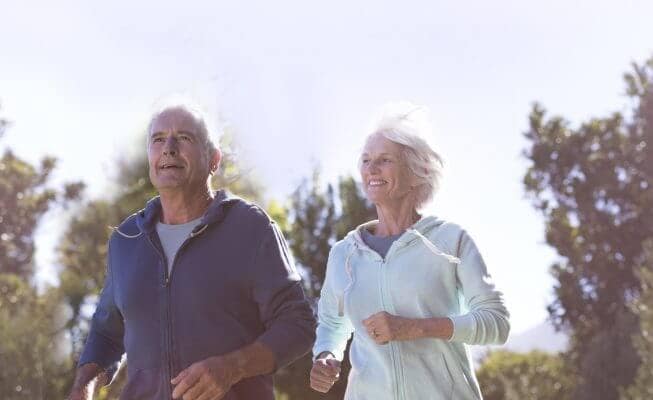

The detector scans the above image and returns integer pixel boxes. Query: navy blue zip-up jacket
[78,191,316,399]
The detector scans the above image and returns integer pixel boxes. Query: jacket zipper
[146,234,174,399]
[148,233,196,399]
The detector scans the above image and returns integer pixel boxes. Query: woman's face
[359,133,416,207]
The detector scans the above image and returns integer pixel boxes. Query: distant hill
[471,320,568,362]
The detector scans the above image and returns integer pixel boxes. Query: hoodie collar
[347,215,445,248]
[136,190,239,233]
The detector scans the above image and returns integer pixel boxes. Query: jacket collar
[135,190,240,233]
[347,215,445,248]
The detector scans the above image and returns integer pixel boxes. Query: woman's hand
[363,312,454,344]
[363,311,415,344]
[310,352,341,393]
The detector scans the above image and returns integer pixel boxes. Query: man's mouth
[159,163,184,170]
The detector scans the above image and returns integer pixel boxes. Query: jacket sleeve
[312,245,354,361]
[448,230,511,345]
[77,244,125,384]
[252,221,316,369]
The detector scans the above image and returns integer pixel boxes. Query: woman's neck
[374,201,419,237]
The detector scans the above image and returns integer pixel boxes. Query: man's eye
[383,158,392,163]
[361,159,370,164]
[152,137,164,142]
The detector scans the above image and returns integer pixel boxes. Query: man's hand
[171,341,276,399]
[67,363,108,400]
[171,355,242,400]
[67,387,90,400]
[310,352,341,393]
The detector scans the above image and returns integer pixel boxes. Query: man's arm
[250,220,317,367]
[171,216,316,399]
[69,243,125,398]
[68,363,108,400]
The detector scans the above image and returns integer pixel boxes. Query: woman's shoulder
[418,216,470,251]
[329,237,354,258]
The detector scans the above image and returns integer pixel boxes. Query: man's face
[147,108,216,193]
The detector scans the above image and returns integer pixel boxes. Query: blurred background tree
[522,55,653,400]
[476,350,574,400]
[621,238,653,400]
[0,104,83,399]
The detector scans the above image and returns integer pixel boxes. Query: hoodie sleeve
[77,242,125,385]
[447,230,511,345]
[312,245,355,361]
[252,221,317,369]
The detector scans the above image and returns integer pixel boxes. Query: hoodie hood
[135,190,240,234]
[344,215,447,248]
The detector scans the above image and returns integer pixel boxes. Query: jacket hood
[135,190,240,234]
[343,215,446,248]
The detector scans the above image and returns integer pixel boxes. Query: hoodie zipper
[355,236,412,400]
[149,228,202,398]
[146,234,175,400]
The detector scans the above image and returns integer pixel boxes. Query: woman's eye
[361,159,370,164]
[383,158,392,163]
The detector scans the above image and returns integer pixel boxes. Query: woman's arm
[362,312,453,344]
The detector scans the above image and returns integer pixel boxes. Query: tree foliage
[0,105,82,399]
[523,56,653,399]
[621,239,653,400]
[476,350,575,400]
[0,143,83,278]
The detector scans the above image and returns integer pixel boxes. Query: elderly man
[68,103,316,400]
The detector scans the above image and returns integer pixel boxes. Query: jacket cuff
[78,333,124,385]
[447,313,475,343]
[312,340,345,361]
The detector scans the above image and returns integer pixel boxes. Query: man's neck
[158,186,214,224]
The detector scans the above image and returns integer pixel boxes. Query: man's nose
[163,137,178,156]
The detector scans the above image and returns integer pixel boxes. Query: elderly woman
[309,103,510,399]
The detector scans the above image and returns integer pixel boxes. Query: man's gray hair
[365,101,443,210]
[147,99,219,156]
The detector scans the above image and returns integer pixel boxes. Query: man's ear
[209,147,222,175]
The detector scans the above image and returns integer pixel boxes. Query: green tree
[621,239,653,400]
[476,350,575,400]
[0,104,83,399]
[285,169,337,298]
[522,56,653,399]
[0,133,83,278]
[0,275,73,399]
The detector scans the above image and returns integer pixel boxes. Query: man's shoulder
[225,196,274,228]
[109,212,143,241]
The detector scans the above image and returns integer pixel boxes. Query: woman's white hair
[365,101,443,210]
[146,97,219,157]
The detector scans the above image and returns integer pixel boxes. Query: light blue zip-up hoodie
[313,216,510,400]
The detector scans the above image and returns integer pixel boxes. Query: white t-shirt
[155,216,203,275]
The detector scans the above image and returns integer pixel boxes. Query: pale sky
[1,0,652,335]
